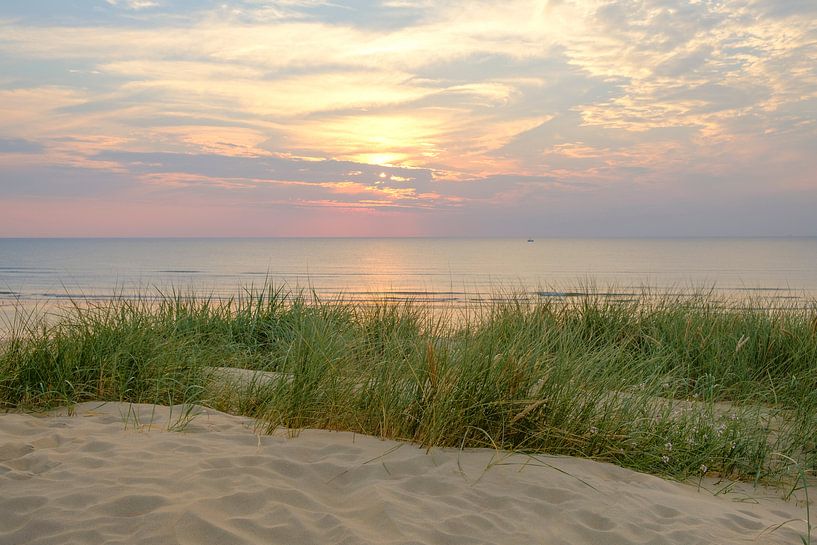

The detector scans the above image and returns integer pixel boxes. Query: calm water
[1,238,816,308]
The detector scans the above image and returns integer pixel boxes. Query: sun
[351,152,407,167]
[289,114,442,168]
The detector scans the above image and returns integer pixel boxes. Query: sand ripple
[0,402,807,544]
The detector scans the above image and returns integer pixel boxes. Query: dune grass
[1,285,815,487]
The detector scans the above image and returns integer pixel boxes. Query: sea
[1,238,816,316]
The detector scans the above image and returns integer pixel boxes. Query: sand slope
[0,402,807,545]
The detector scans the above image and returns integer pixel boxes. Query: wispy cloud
[106,0,161,10]
[0,137,43,154]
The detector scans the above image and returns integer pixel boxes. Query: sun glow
[290,114,445,167]
[350,152,407,167]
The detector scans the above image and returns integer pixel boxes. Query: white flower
[700,464,708,474]
[589,426,599,435]
[662,455,670,464]
[664,442,673,451]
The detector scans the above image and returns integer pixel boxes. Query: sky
[0,0,815,237]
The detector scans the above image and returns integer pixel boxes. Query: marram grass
[1,285,815,488]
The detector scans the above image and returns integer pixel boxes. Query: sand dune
[0,402,808,545]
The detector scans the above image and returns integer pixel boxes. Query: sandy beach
[0,402,808,545]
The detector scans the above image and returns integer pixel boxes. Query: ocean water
[1,238,816,308]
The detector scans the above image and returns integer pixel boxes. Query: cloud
[655,45,713,77]
[94,150,433,184]
[0,138,42,153]
[749,0,817,19]
[107,0,160,9]
[76,149,586,211]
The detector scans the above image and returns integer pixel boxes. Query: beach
[0,402,808,545]
[2,285,816,544]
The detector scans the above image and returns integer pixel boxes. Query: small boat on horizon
[527,239,534,243]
